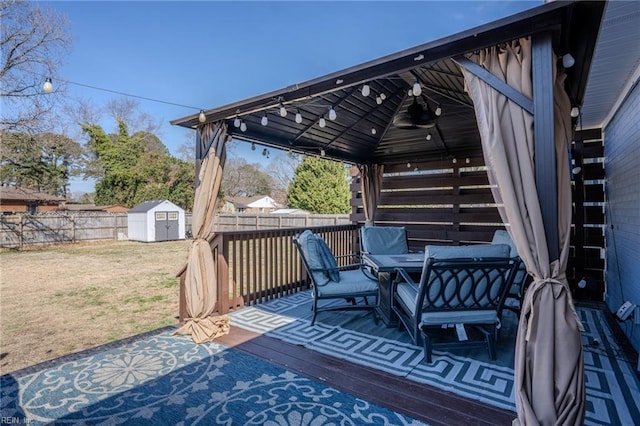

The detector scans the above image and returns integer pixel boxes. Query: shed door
[155,211,179,241]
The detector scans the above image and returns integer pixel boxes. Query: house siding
[603,80,640,352]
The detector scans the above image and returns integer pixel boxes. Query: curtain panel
[358,163,384,226]
[174,122,231,344]
[461,38,585,425]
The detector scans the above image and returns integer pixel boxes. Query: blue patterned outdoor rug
[0,329,425,425]
[230,291,640,425]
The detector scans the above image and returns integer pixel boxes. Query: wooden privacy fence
[210,213,350,231]
[179,224,359,319]
[0,212,128,248]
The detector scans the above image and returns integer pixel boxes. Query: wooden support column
[532,32,559,262]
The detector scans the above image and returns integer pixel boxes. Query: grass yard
[0,239,191,374]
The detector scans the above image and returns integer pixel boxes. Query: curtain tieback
[524,274,582,341]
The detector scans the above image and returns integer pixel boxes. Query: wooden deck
[218,326,516,426]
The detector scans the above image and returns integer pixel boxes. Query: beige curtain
[461,38,585,425]
[174,122,231,343]
[358,163,384,226]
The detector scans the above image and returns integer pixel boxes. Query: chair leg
[421,329,433,364]
[311,302,318,325]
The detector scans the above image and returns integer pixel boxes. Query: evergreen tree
[287,156,350,214]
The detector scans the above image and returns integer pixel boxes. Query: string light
[261,113,269,126]
[319,116,326,128]
[233,115,241,127]
[198,110,206,123]
[435,105,442,116]
[376,96,382,105]
[42,78,53,93]
[320,148,326,157]
[295,110,303,124]
[371,127,377,135]
[240,121,247,132]
[251,142,256,151]
[412,79,422,96]
[426,133,432,141]
[279,103,287,117]
[328,106,337,121]
[361,83,370,97]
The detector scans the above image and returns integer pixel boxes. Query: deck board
[218,326,516,425]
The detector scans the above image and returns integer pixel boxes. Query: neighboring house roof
[226,196,280,209]
[129,200,183,213]
[64,204,129,212]
[270,208,309,215]
[0,186,65,203]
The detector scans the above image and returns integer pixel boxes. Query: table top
[362,253,424,272]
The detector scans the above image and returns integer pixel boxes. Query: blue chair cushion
[361,226,408,254]
[316,269,378,297]
[424,244,511,260]
[297,230,330,286]
[315,235,340,282]
[491,230,527,294]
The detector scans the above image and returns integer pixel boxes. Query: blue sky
[42,1,540,193]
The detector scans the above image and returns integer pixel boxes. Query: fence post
[19,215,24,249]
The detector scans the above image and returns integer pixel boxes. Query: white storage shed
[127,200,185,242]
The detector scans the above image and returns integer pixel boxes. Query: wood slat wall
[570,129,606,300]
[350,142,607,300]
[350,156,502,250]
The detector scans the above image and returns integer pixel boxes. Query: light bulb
[562,53,575,68]
[380,93,386,100]
[371,127,377,135]
[578,278,587,289]
[407,162,411,168]
[572,166,582,175]
[42,78,53,93]
[376,96,382,105]
[452,158,457,164]
[435,105,442,116]
[412,79,422,96]
[240,121,247,132]
[198,110,206,123]
[279,104,287,117]
[361,84,370,97]
[319,117,326,128]
[234,116,241,127]
[261,113,268,126]
[320,148,326,157]
[570,106,580,118]
[465,158,470,164]
[251,142,256,151]
[295,110,302,124]
[328,106,337,121]
[426,133,432,141]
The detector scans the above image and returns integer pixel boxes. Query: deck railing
[179,224,359,320]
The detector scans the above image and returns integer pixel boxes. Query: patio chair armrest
[391,267,419,293]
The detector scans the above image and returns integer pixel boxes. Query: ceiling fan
[393,97,438,129]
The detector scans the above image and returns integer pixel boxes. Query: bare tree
[0,0,71,133]
[105,98,162,135]
[265,151,300,204]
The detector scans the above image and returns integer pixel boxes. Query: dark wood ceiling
[172,1,606,167]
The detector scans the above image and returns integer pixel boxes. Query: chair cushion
[491,229,519,257]
[395,282,419,315]
[424,243,511,260]
[316,269,378,297]
[491,230,527,296]
[420,310,498,326]
[315,235,340,282]
[297,230,330,286]
[361,226,408,254]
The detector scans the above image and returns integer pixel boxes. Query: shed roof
[129,200,182,213]
[172,0,607,166]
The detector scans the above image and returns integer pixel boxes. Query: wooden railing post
[213,234,230,314]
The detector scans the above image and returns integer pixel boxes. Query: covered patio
[168,0,638,425]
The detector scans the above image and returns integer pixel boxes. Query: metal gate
[155,211,179,241]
